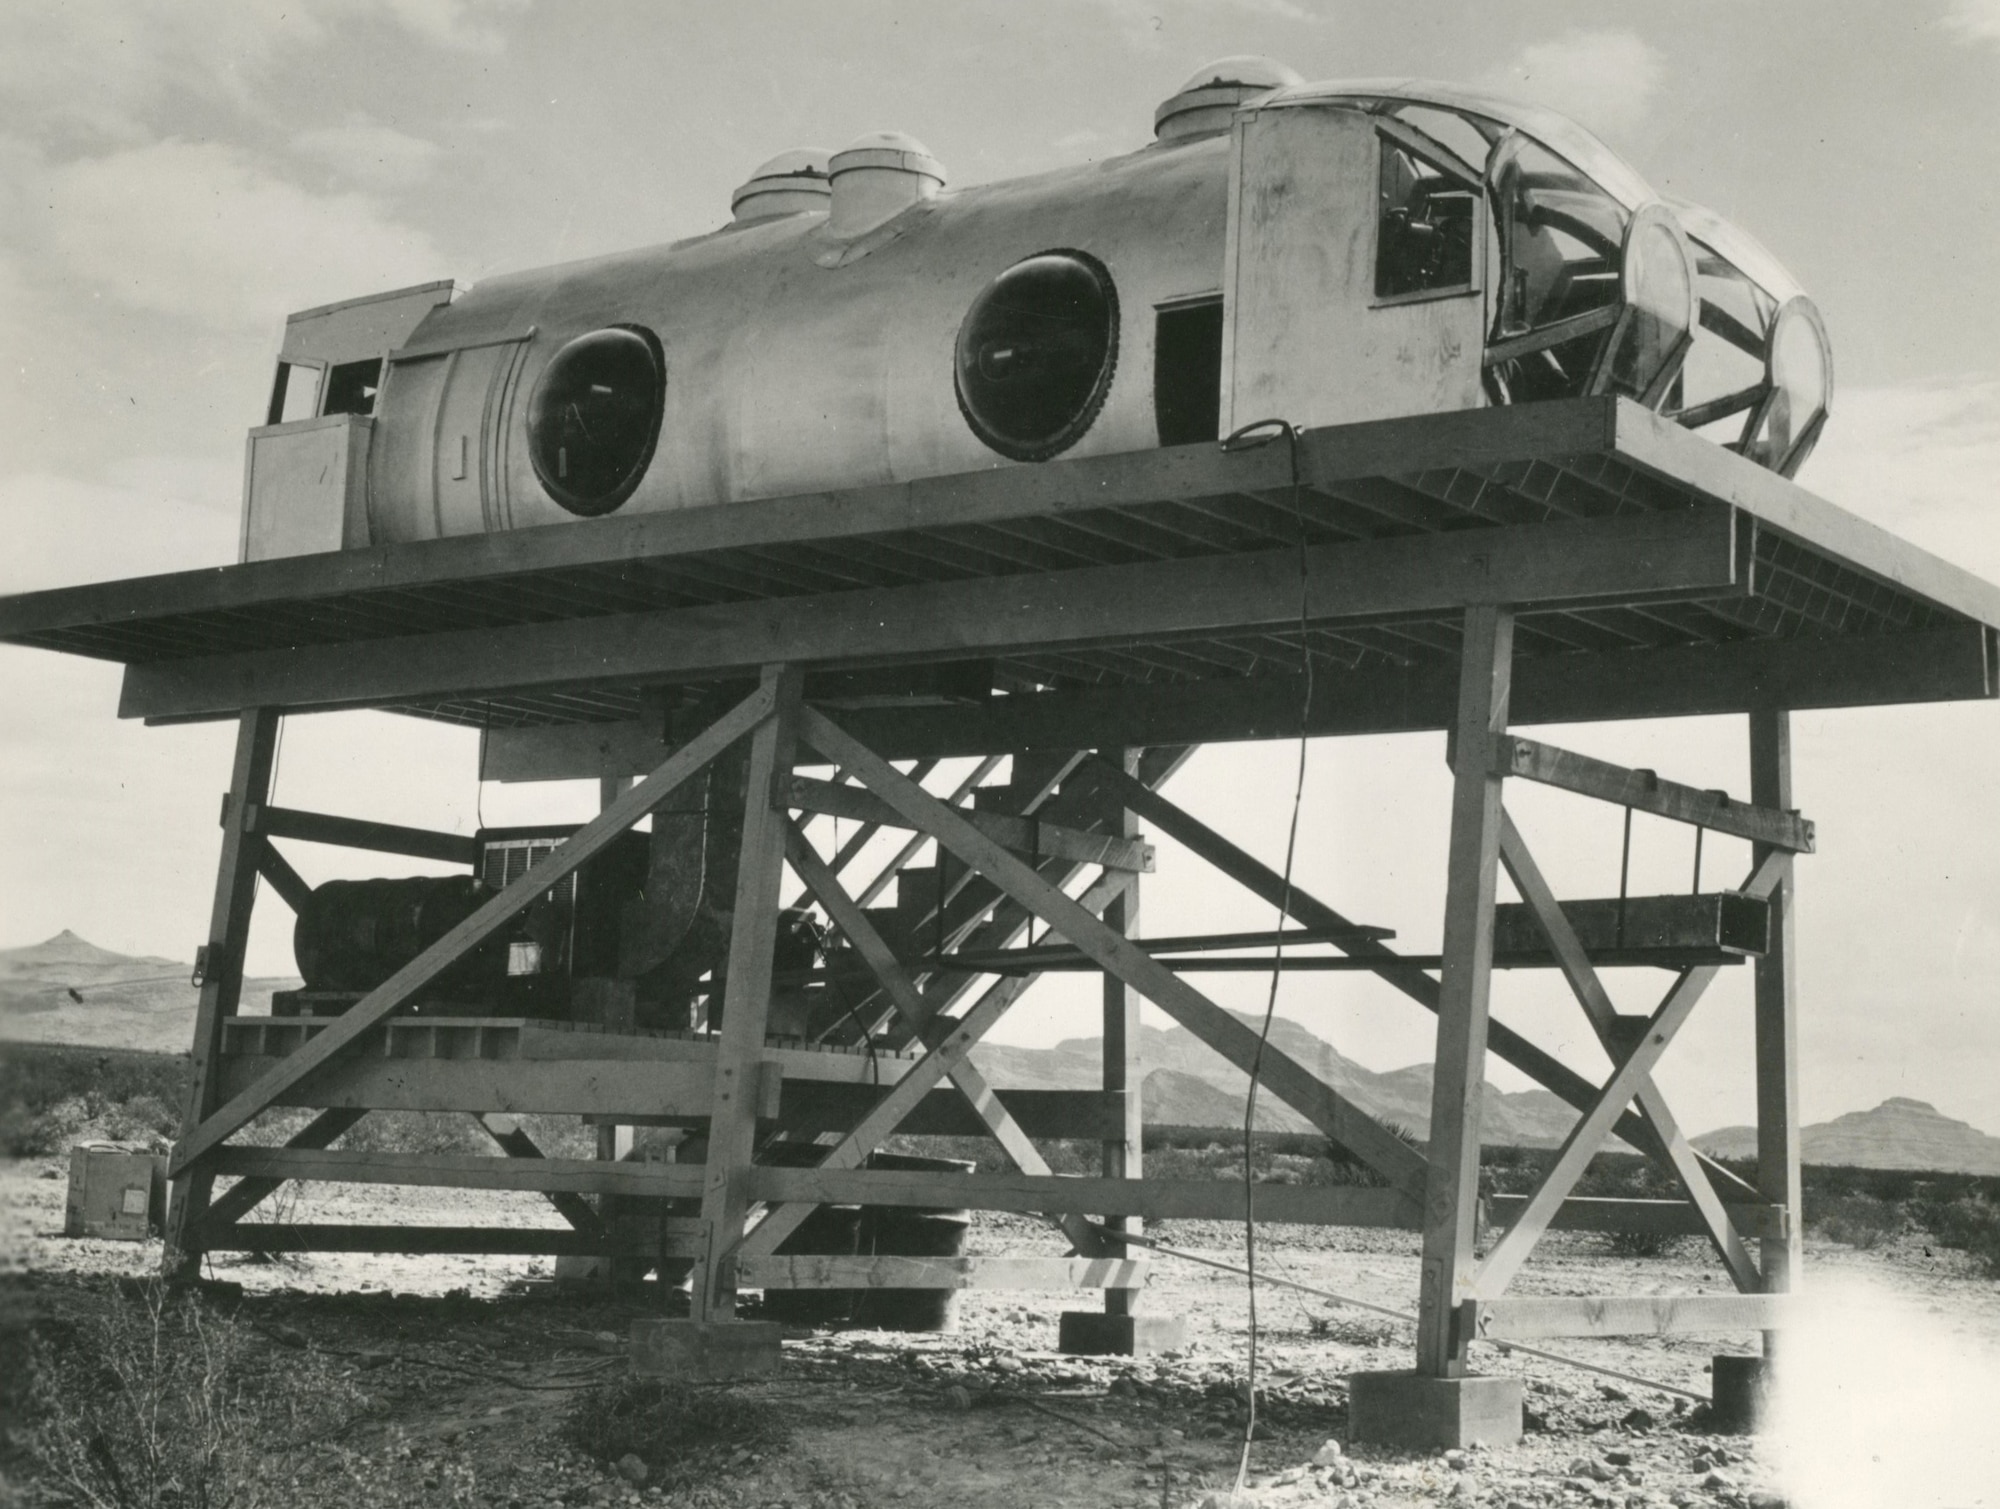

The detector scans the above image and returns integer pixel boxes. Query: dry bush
[1809,1193,1904,1251]
[25,1282,366,1509]
[1602,1230,1691,1259]
[1915,1193,2000,1277]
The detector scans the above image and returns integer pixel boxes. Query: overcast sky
[3,1,1999,1137]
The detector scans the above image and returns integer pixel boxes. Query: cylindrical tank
[363,132,1231,542]
[292,876,506,998]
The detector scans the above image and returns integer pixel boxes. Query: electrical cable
[475,711,491,834]
[1219,418,1311,1498]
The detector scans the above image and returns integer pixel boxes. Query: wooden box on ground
[65,1143,167,1240]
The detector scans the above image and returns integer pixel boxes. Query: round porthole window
[527,326,666,516]
[954,251,1119,462]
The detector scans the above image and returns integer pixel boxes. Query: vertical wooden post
[1101,749,1143,1317]
[162,708,280,1281]
[1749,707,1802,1338]
[690,665,802,1321]
[1415,606,1514,1377]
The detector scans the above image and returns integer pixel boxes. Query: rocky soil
[4,1156,1994,1508]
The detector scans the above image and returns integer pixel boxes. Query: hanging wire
[1073,1219,1708,1404]
[1220,417,1311,1497]
[475,711,491,834]
[1616,805,1634,948]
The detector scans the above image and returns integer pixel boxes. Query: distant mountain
[2,929,180,976]
[1141,1068,1314,1132]
[970,1012,1595,1148]
[1695,1098,2000,1177]
[0,932,293,1054]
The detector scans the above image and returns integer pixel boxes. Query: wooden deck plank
[118,509,1743,721]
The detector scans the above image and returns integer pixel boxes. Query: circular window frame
[953,249,1121,464]
[526,324,667,518]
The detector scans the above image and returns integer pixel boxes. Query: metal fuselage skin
[367,135,1231,544]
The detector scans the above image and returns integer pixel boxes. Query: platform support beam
[164,707,280,1281]
[691,665,802,1322]
[1100,748,1144,1322]
[1751,707,1803,1345]
[1416,605,1513,1378]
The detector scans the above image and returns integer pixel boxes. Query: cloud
[1476,28,1664,138]
[1069,0,1323,52]
[293,118,446,191]
[0,0,527,148]
[0,458,242,595]
[1803,374,2000,581]
[1944,0,2000,44]
[354,0,531,53]
[32,139,445,330]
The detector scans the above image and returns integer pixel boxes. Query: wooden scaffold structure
[6,398,1996,1445]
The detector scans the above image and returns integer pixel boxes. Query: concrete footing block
[1710,1354,1770,1433]
[630,1319,782,1380]
[1347,1370,1524,1450]
[1057,1311,1187,1356]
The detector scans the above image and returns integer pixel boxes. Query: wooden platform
[10,395,1996,1376]
[2,399,1993,738]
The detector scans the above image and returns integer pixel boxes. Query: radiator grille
[479,836,577,904]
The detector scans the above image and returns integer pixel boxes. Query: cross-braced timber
[4,398,1996,1402]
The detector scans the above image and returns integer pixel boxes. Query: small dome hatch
[731,149,833,223]
[828,131,946,238]
[1154,56,1302,141]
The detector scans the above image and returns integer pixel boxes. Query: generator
[280,803,831,1031]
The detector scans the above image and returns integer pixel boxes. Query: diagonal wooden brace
[1498,813,1760,1292]
[170,680,780,1176]
[253,838,314,914]
[736,868,1136,1263]
[804,708,1429,1195]
[1074,753,1762,1200]
[198,1107,366,1231]
[785,823,1107,1257]
[1475,962,1721,1297]
[476,1113,604,1237]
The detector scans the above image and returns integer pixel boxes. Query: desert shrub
[1914,1194,2000,1278]
[1603,1229,1690,1259]
[562,1377,786,1487]
[1806,1192,1903,1250]
[24,1279,367,1508]
[0,1045,189,1157]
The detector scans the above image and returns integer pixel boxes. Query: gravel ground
[3,1156,1994,1508]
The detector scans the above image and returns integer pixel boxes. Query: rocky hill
[971,1013,1594,1148]
[0,931,293,1054]
[1694,1097,2000,1176]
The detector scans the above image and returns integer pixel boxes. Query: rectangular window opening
[322,357,384,417]
[1154,299,1223,448]
[267,361,322,425]
[1376,137,1477,301]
